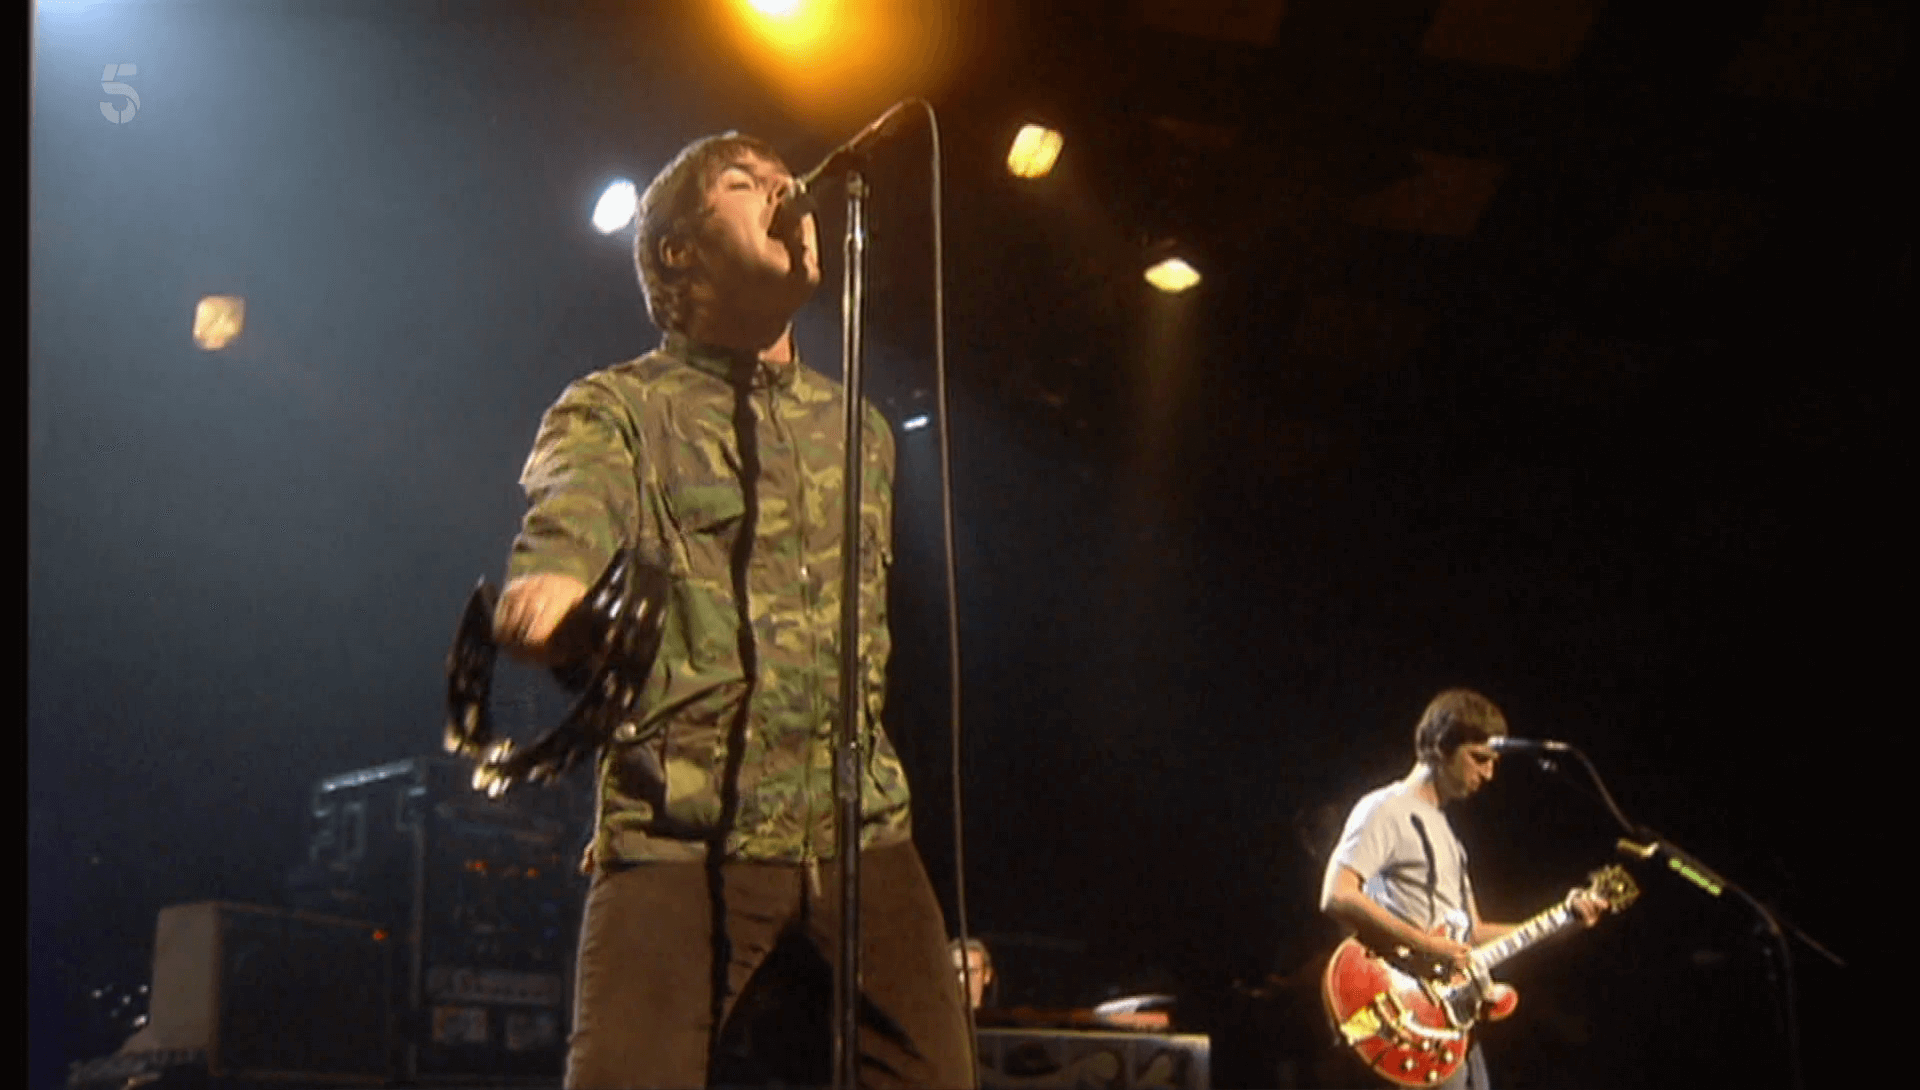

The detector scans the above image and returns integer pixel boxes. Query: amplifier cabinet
[977,1028,1210,1090]
[141,901,392,1085]
[298,755,590,1083]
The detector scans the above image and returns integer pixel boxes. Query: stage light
[734,0,833,53]
[902,414,930,431]
[592,179,638,235]
[719,1,965,133]
[192,295,245,350]
[1006,124,1064,178]
[1144,257,1200,294]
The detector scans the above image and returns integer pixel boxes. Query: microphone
[773,101,917,230]
[1487,736,1571,755]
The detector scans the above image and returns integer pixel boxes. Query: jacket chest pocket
[671,480,747,536]
[665,478,747,583]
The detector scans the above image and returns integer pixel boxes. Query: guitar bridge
[1353,989,1467,1049]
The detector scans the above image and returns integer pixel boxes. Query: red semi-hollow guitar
[1321,865,1638,1087]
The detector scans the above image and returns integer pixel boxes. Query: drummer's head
[949,937,993,1010]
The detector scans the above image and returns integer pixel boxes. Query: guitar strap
[1409,814,1439,929]
[1409,813,1471,938]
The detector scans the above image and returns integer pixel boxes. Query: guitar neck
[1469,901,1577,974]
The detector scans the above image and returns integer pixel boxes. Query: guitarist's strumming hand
[1414,932,1475,980]
[1324,865,1478,979]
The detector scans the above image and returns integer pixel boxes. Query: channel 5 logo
[100,63,140,124]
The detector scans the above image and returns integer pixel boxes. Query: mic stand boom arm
[1546,744,1843,1090]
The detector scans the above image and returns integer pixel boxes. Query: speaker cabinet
[977,1028,1211,1090]
[143,901,393,1084]
[297,756,586,1082]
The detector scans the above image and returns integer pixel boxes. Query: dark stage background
[31,2,1897,1088]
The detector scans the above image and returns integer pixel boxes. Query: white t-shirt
[1326,780,1475,941]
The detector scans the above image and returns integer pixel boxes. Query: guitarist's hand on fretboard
[1568,889,1606,928]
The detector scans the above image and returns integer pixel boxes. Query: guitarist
[1318,689,1603,1089]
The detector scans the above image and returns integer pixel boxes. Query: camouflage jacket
[507,333,912,867]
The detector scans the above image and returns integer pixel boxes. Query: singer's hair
[1413,689,1509,762]
[633,131,788,333]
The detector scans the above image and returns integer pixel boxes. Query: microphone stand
[1529,745,1843,1090]
[831,165,872,1090]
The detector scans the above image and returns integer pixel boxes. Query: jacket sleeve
[506,375,643,587]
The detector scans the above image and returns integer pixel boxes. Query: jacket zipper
[764,380,824,891]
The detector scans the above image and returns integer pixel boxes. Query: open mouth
[766,204,796,239]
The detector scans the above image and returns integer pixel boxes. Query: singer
[491,132,974,1088]
[1318,689,1603,1089]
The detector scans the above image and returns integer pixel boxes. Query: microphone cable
[911,98,986,1077]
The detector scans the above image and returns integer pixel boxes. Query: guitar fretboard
[1470,902,1576,974]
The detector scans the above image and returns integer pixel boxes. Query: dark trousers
[565,841,976,1089]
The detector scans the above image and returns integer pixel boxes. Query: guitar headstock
[1582,864,1641,914]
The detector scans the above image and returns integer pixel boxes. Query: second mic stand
[1534,745,1842,1090]
[831,166,872,1090]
